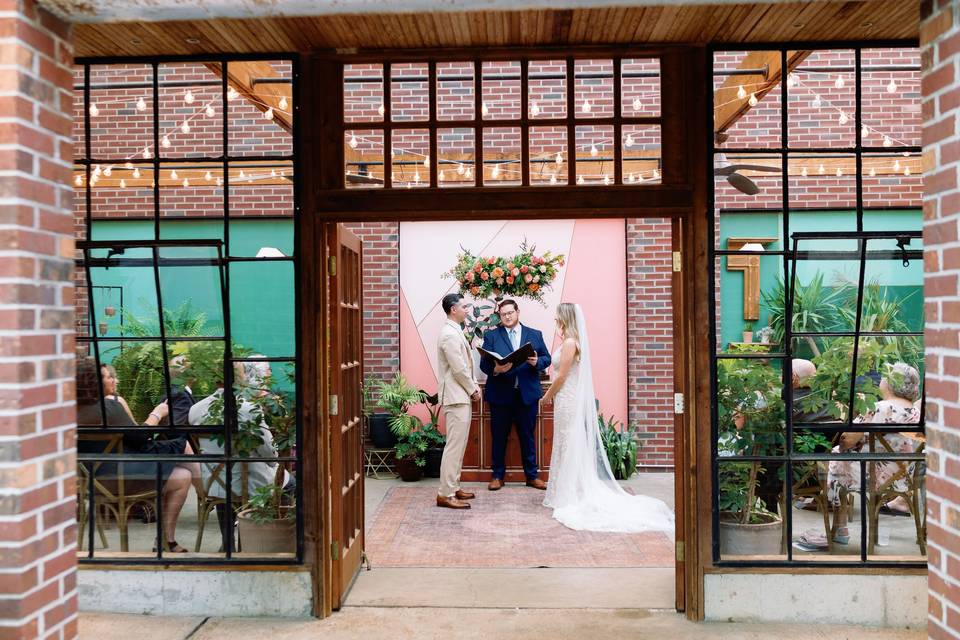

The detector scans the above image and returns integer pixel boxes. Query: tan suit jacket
[437,319,479,406]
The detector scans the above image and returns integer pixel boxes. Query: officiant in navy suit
[479,299,551,491]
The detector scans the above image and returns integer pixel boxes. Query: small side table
[365,447,397,479]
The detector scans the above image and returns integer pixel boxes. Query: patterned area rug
[366,486,674,568]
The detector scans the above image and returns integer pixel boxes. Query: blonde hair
[555,303,580,355]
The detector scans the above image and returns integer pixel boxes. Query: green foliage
[742,321,755,333]
[241,481,293,524]
[598,406,640,480]
[797,337,890,421]
[761,272,842,357]
[375,373,445,466]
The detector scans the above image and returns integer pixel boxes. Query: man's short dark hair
[498,299,519,313]
[442,293,463,315]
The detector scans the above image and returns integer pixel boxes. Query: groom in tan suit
[436,293,480,509]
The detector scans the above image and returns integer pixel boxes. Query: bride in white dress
[540,303,675,533]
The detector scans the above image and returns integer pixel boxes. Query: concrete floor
[79,610,925,640]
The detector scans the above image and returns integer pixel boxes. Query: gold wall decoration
[726,237,778,321]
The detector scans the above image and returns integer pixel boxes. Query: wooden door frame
[299,47,712,620]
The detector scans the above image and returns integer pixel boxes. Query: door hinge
[361,551,371,571]
[329,394,339,416]
[672,251,682,272]
[674,392,685,415]
[331,540,340,560]
[676,540,685,562]
[328,255,337,276]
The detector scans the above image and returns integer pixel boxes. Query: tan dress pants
[438,402,471,497]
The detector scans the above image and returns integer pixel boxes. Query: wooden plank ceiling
[73,1,918,58]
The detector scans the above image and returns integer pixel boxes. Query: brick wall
[921,2,960,638]
[0,1,77,638]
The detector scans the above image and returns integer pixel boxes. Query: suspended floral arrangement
[447,240,565,304]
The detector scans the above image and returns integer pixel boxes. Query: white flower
[533,275,540,283]
[539,265,546,273]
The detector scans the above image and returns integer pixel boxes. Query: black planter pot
[395,454,423,482]
[424,447,444,478]
[368,413,397,449]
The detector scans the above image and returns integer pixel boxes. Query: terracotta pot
[237,508,296,554]
[718,511,782,556]
[98,321,108,336]
[104,306,116,317]
[742,331,753,344]
[395,454,423,482]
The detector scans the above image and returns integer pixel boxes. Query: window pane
[863,152,922,209]
[788,154,857,210]
[622,125,660,185]
[714,152,782,215]
[482,127,520,186]
[574,125,612,185]
[867,451,926,560]
[158,62,223,160]
[529,126,567,186]
[344,64,384,124]
[391,129,429,188]
[437,62,474,121]
[226,60,293,158]
[482,61,520,120]
[713,51,781,150]
[346,129,384,189]
[787,50,856,149]
[88,64,154,161]
[621,58,660,117]
[574,59,613,119]
[717,461,787,561]
[229,261,295,358]
[88,164,156,241]
[159,162,224,219]
[391,62,428,123]
[157,244,225,339]
[861,48,921,149]
[529,60,566,119]
[438,128,475,188]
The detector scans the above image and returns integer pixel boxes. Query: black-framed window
[74,55,301,564]
[709,44,925,567]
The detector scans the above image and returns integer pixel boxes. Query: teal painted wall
[89,219,295,363]
[717,209,924,350]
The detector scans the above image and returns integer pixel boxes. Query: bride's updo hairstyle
[556,303,580,345]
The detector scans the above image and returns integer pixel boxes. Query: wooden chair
[77,434,158,552]
[866,435,926,556]
[194,461,250,552]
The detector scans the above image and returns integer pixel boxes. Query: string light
[279,97,288,110]
[120,179,126,188]
[887,79,897,94]
[239,170,246,179]
[465,167,473,179]
[125,162,133,170]
[103,166,112,177]
[89,103,99,117]
[582,99,592,114]
[801,166,808,178]
[182,178,190,188]
[491,164,500,179]
[812,94,822,109]
[90,175,98,186]
[632,97,642,111]
[184,90,195,104]
[439,170,445,181]
[227,86,239,101]
[531,101,540,117]
[625,134,634,148]
[652,169,660,180]
[92,165,102,177]
[142,147,151,159]
[170,169,178,180]
[838,111,848,125]
[836,167,843,177]
[136,97,147,111]
[457,163,466,175]
[205,171,212,181]
[423,155,429,168]
[904,165,911,176]
[348,134,358,149]
[786,73,797,88]
[869,167,876,177]
[883,136,893,148]
[133,168,141,178]
[893,159,901,171]
[550,174,557,185]
[413,169,421,183]
[834,76,845,89]
[205,104,215,118]
[180,121,191,134]
[74,175,82,186]
[577,175,585,185]
[603,175,611,185]
[590,144,599,157]
[216,176,222,187]
[161,135,171,148]
[737,85,746,100]
[481,102,489,117]
[555,152,563,166]
[861,124,870,138]
[818,163,825,175]
[748,92,758,107]
[263,107,274,120]
[377,103,385,117]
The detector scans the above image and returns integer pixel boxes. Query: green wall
[89,219,296,362]
[717,209,924,351]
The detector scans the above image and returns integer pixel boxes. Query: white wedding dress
[544,304,675,533]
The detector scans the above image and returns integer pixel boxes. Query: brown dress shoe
[526,478,547,490]
[488,478,504,491]
[437,495,471,509]
[455,489,475,500]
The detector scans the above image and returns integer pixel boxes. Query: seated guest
[99,363,136,422]
[162,354,197,438]
[76,357,200,553]
[826,362,922,543]
[792,359,832,424]
[190,358,292,549]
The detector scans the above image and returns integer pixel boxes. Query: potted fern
[376,373,428,481]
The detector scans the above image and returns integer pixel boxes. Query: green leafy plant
[797,337,891,421]
[376,373,437,465]
[742,321,755,333]
[598,405,640,480]
[761,272,842,358]
[418,390,446,450]
[240,475,293,524]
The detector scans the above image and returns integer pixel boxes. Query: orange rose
[528,283,540,292]
[466,271,476,283]
[506,262,515,271]
[492,267,504,278]
[480,271,490,281]
[470,286,480,295]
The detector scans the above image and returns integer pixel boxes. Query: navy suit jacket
[479,324,551,406]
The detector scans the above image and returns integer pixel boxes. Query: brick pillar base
[0,1,77,638]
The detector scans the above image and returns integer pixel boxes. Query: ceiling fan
[714,153,782,195]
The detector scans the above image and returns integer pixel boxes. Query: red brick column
[0,2,77,638]
[922,1,960,638]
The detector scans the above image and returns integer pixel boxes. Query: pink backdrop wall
[399,219,628,429]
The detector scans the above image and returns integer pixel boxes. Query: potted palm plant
[419,390,446,478]
[376,373,428,481]
[363,375,396,449]
[598,406,640,480]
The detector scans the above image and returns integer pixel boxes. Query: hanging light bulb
[142,147,151,159]
[590,144,599,157]
[812,94,822,109]
[180,121,191,134]
[270,169,277,177]
[205,171,212,181]
[531,101,540,117]
[801,166,808,178]
[627,173,635,184]
[457,163,466,176]
[103,166,112,177]
[835,76,845,89]
[582,99,592,114]
[184,90,195,104]
[216,176,222,187]
[603,175,611,185]
[348,133,358,149]
[869,167,876,177]
[136,97,147,111]
[423,155,429,168]
[625,134,635,148]
[838,111,849,125]
[577,175,585,185]
[836,167,843,177]
[90,175,98,186]
[205,104,215,118]
[125,161,134,170]
[904,165,911,176]
[263,107,274,120]
[239,170,246,179]
[227,86,239,101]
[120,179,126,188]
[89,103,99,117]
[883,136,893,148]
[491,164,500,179]
[549,174,557,185]
[377,103,385,117]
[555,152,563,166]
[161,135,171,148]
[182,178,190,188]
[439,170,445,181]
[92,165,102,177]
[818,163,825,175]
[413,169,421,183]
[893,159,901,171]
[748,92,758,107]
[465,167,473,179]
[279,96,288,110]
[861,124,870,139]
[133,167,141,179]
[74,175,82,186]
[481,102,489,117]
[737,85,746,100]
[170,169,178,180]
[887,79,897,94]
[786,73,797,88]
[652,169,660,180]
[632,97,642,111]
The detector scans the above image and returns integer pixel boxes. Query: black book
[477,342,536,367]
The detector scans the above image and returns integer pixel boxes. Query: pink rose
[496,277,504,285]
[524,273,533,283]
[511,268,520,277]
[487,257,496,265]
[466,271,476,282]
[520,265,529,274]
[506,276,515,284]
[474,263,483,273]
[480,271,489,281]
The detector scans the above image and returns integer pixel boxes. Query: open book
[477,342,536,367]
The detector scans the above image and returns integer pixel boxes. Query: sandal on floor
[153,539,189,553]
[833,528,850,545]
[879,505,911,517]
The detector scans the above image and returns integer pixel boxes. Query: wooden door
[328,223,364,609]
[671,217,687,612]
